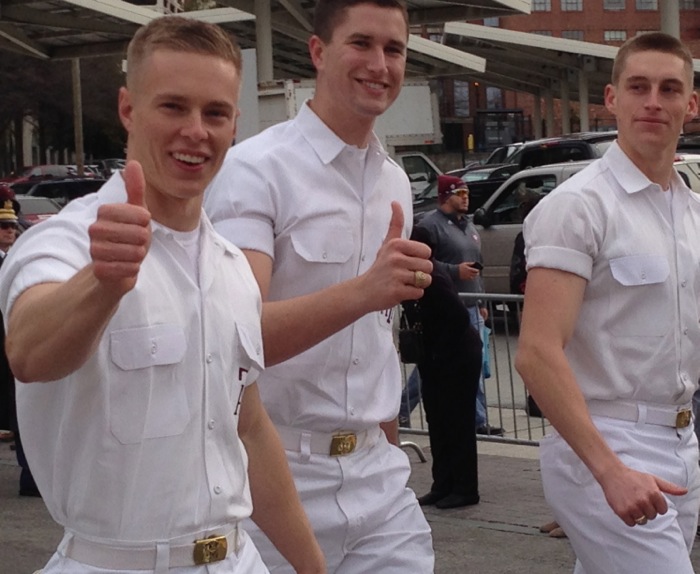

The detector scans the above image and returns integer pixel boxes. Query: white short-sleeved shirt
[0,174,265,544]
[524,142,700,405]
[205,102,413,432]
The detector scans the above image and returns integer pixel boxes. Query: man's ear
[685,90,699,124]
[603,83,616,116]
[308,35,325,72]
[118,86,134,131]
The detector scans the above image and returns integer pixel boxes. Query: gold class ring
[414,270,429,289]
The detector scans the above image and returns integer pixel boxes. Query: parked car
[94,158,126,178]
[675,155,700,193]
[15,195,62,229]
[12,177,105,207]
[8,164,78,185]
[413,163,518,219]
[472,160,595,294]
[677,134,700,154]
[473,154,700,294]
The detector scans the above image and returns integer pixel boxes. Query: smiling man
[205,1,434,572]
[516,33,700,573]
[0,17,324,574]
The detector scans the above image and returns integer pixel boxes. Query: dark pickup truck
[413,131,617,220]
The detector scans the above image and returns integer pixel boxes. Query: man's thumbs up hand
[88,160,152,295]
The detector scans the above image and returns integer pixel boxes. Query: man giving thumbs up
[0,16,324,574]
[205,2,434,572]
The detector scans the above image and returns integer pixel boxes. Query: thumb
[656,476,688,496]
[124,160,146,208]
[383,201,404,244]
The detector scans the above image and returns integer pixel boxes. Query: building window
[454,80,470,117]
[486,87,503,110]
[604,30,627,42]
[561,0,583,10]
[635,0,657,9]
[604,0,625,9]
[532,0,551,10]
[679,0,699,7]
[561,30,584,40]
[533,30,553,36]
[483,17,500,26]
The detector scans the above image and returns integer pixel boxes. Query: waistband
[59,524,241,570]
[587,400,693,429]
[276,424,382,457]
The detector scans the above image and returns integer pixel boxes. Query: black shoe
[417,491,447,506]
[19,486,41,498]
[476,424,505,436]
[435,493,480,509]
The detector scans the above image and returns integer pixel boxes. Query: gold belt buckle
[676,409,692,429]
[330,432,357,456]
[193,534,228,565]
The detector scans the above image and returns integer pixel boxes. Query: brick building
[435,1,700,152]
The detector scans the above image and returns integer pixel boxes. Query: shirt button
[641,272,647,280]
[352,357,360,365]
[151,342,157,355]
[322,252,328,260]
[208,419,215,430]
[361,254,366,262]
[206,353,213,364]
[350,407,355,416]
[682,280,687,287]
[683,328,688,335]
[213,486,222,494]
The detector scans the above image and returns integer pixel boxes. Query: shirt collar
[295,100,386,165]
[603,140,683,195]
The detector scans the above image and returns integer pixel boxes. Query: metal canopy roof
[0,0,524,79]
[443,22,700,106]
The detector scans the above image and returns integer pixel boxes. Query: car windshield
[462,170,493,182]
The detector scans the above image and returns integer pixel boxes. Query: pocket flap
[290,226,353,263]
[110,324,187,371]
[609,254,669,286]
[236,322,265,381]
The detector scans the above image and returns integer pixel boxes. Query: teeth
[363,81,385,90]
[173,153,205,165]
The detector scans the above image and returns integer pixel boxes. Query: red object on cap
[437,174,468,202]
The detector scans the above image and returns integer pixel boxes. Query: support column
[560,77,571,135]
[660,0,680,38]
[255,0,274,82]
[578,71,590,132]
[71,58,85,176]
[544,88,555,137]
[532,91,542,139]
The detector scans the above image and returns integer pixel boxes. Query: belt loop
[300,431,311,463]
[155,541,170,574]
[636,404,648,429]
[57,531,74,556]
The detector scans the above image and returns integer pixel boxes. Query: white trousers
[40,529,269,574]
[246,433,434,573]
[541,415,700,574]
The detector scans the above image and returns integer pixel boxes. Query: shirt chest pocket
[109,325,190,445]
[290,226,353,264]
[608,254,671,337]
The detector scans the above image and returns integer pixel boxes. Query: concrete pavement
[1,436,700,573]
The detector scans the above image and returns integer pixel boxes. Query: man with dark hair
[0,17,324,574]
[517,32,699,573]
[206,1,435,572]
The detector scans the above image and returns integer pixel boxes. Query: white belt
[60,525,240,570]
[587,400,693,429]
[276,425,382,456]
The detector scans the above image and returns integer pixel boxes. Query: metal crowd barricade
[398,292,550,447]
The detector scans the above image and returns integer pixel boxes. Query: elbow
[514,343,538,392]
[6,337,36,383]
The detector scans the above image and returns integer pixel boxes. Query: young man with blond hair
[517,32,700,573]
[0,17,324,574]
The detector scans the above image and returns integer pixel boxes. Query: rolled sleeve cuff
[6,260,78,316]
[212,217,275,260]
[526,245,593,281]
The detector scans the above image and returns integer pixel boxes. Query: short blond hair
[126,17,241,89]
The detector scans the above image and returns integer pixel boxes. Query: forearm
[242,401,325,573]
[6,265,122,382]
[516,344,624,482]
[380,418,399,446]
[261,275,376,366]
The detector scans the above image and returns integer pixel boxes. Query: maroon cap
[437,175,468,202]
